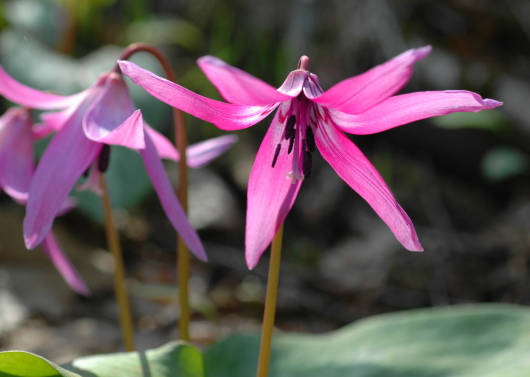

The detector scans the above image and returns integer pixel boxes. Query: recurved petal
[118,60,276,131]
[186,134,238,168]
[0,108,33,203]
[139,127,207,261]
[332,91,503,135]
[0,65,86,109]
[315,124,423,251]
[310,46,431,114]
[246,111,302,269]
[24,117,102,249]
[83,74,144,149]
[41,232,90,296]
[198,56,293,105]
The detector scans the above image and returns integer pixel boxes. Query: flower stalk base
[100,174,135,351]
[256,224,284,377]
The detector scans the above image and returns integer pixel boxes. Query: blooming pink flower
[0,107,89,295]
[0,65,237,262]
[118,46,502,269]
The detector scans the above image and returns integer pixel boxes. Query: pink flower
[0,107,89,295]
[0,65,237,262]
[118,46,502,269]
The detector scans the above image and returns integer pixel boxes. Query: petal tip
[484,99,503,109]
[24,233,38,250]
[415,45,432,59]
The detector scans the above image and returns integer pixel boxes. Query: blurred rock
[319,225,397,293]
[188,168,241,230]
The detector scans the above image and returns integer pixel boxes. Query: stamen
[305,126,316,152]
[272,143,281,167]
[98,144,111,173]
[284,115,296,140]
[302,151,313,178]
[287,132,295,154]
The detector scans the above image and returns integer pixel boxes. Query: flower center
[271,98,316,180]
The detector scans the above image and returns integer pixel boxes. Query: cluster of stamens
[271,112,316,179]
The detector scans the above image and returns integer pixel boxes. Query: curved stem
[100,173,135,351]
[117,43,192,341]
[256,225,284,377]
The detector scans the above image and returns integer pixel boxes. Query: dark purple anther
[272,143,281,167]
[305,126,316,152]
[287,132,295,154]
[284,115,296,140]
[98,144,111,173]
[302,151,312,178]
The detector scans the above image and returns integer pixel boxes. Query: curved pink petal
[246,109,303,269]
[186,134,238,168]
[0,65,85,109]
[139,127,207,261]
[315,124,423,251]
[41,232,90,296]
[118,60,276,131]
[83,74,144,149]
[144,125,178,161]
[24,116,101,249]
[331,91,503,135]
[310,46,432,114]
[276,69,308,97]
[198,56,293,105]
[0,108,34,203]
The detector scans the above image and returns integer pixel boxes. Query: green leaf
[0,351,79,377]
[0,342,204,377]
[482,146,527,181]
[205,304,530,377]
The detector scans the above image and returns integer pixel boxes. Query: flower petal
[246,107,302,269]
[310,46,432,114]
[0,108,33,203]
[41,232,90,296]
[331,91,503,135]
[315,124,423,251]
[0,65,85,109]
[118,60,276,131]
[83,74,144,149]
[139,126,207,261]
[24,116,101,249]
[198,56,293,105]
[186,134,238,168]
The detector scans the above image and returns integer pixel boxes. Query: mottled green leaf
[0,342,203,377]
[205,304,530,377]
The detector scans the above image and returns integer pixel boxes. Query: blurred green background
[0,0,528,361]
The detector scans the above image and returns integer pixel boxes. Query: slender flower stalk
[256,224,284,377]
[118,43,192,341]
[99,173,135,351]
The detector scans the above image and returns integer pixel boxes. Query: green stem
[117,43,191,341]
[256,225,284,377]
[100,174,135,351]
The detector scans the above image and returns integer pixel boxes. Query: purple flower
[0,65,237,261]
[118,46,502,269]
[0,107,89,295]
